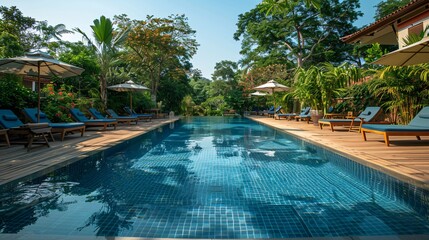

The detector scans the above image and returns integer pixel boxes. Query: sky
[3,0,382,79]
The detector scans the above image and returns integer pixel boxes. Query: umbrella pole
[130,92,133,113]
[273,88,275,119]
[37,63,41,123]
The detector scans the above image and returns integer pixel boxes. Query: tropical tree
[374,0,410,20]
[0,6,38,52]
[180,95,195,116]
[121,14,198,105]
[234,0,361,69]
[34,21,73,49]
[212,60,238,81]
[74,16,129,107]
[291,63,359,113]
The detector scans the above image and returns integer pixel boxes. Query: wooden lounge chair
[294,107,312,123]
[69,108,117,130]
[276,107,310,120]
[106,109,139,125]
[361,106,429,146]
[318,106,382,132]
[23,108,85,141]
[89,108,138,125]
[0,109,52,151]
[123,107,153,121]
[267,106,282,117]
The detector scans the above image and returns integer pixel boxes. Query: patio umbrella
[107,80,150,112]
[250,91,267,96]
[0,50,85,122]
[254,80,289,118]
[372,36,429,66]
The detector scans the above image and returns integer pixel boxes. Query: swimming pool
[1,117,429,239]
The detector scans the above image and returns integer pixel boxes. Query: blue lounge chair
[0,109,52,150]
[318,106,382,132]
[361,106,429,146]
[70,108,117,130]
[294,107,312,123]
[262,106,274,116]
[89,108,138,125]
[123,107,152,121]
[276,107,310,120]
[23,108,85,141]
[268,106,282,117]
[106,109,139,125]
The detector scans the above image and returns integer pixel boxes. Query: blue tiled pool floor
[1,117,429,238]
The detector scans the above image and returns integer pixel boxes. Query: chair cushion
[419,114,429,119]
[49,123,85,128]
[36,113,47,119]
[77,112,85,116]
[3,115,18,121]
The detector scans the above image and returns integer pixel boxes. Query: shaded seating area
[89,108,138,125]
[106,109,139,125]
[276,107,310,120]
[0,109,52,151]
[23,108,85,141]
[123,107,152,121]
[70,108,117,130]
[361,106,429,146]
[318,106,382,132]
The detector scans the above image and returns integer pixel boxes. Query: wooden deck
[248,115,429,189]
[0,117,179,186]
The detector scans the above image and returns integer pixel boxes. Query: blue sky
[3,0,382,79]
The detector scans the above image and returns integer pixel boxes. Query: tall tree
[35,21,73,49]
[212,60,238,81]
[121,14,198,104]
[234,0,361,69]
[374,0,410,20]
[75,16,129,107]
[0,6,37,52]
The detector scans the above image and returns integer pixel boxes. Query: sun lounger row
[0,107,155,150]
[273,105,429,146]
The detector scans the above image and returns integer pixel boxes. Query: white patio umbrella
[107,80,150,112]
[250,91,267,96]
[0,50,85,122]
[372,36,429,66]
[254,80,289,118]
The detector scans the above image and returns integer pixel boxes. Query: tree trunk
[100,76,107,108]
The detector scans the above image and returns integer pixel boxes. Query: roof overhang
[342,0,429,45]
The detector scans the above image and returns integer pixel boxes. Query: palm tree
[74,16,129,107]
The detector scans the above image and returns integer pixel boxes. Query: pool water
[1,117,429,238]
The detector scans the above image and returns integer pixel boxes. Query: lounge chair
[89,108,138,125]
[361,106,429,146]
[262,106,274,116]
[294,107,312,123]
[268,106,282,117]
[69,108,117,130]
[23,108,85,141]
[0,109,52,150]
[106,109,140,125]
[318,106,382,132]
[123,107,152,121]
[276,107,310,120]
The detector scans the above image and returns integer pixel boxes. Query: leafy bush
[41,83,76,122]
